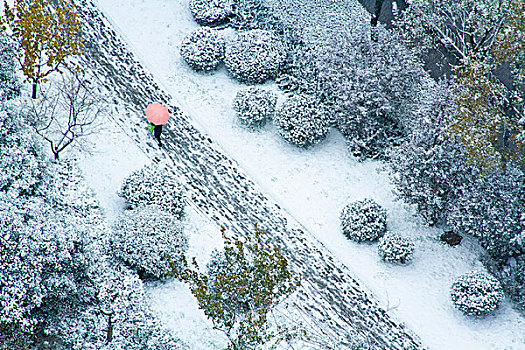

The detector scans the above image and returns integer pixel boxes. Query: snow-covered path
[75,0,525,348]
[74,0,424,348]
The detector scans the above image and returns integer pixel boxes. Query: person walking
[145,103,170,148]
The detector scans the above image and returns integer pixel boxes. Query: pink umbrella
[145,103,170,125]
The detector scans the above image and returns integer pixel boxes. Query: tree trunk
[32,81,38,99]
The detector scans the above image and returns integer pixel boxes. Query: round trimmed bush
[118,164,185,219]
[189,0,234,26]
[340,198,387,242]
[180,27,225,72]
[112,205,188,279]
[378,232,415,263]
[233,87,277,128]
[450,271,504,316]
[224,29,286,84]
[274,95,329,148]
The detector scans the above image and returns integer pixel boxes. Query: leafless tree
[28,69,107,160]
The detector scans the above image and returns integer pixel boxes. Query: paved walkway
[75,0,423,348]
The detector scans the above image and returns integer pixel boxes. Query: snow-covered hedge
[340,198,387,242]
[224,29,286,83]
[119,164,185,219]
[273,94,329,148]
[377,233,415,264]
[181,27,225,72]
[112,205,188,279]
[450,271,504,316]
[233,87,277,128]
[189,0,234,26]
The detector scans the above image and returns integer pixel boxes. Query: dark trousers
[154,125,163,145]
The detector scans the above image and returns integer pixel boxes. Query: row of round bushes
[233,88,330,148]
[340,198,415,264]
[181,27,286,84]
[114,165,188,280]
[340,198,504,316]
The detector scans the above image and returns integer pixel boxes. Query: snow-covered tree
[112,205,188,279]
[273,94,329,148]
[280,26,425,159]
[180,27,225,72]
[233,87,277,129]
[450,271,504,316]
[318,28,424,159]
[0,34,20,103]
[388,81,477,225]
[28,70,107,160]
[448,166,525,263]
[340,198,387,242]
[50,259,186,350]
[189,0,234,26]
[119,164,185,219]
[396,0,507,60]
[0,108,49,198]
[396,0,525,169]
[0,192,98,347]
[224,29,286,84]
[176,226,298,350]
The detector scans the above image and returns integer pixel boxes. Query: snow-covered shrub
[377,233,415,264]
[389,82,477,225]
[180,27,225,72]
[224,29,286,83]
[118,164,185,219]
[340,199,387,242]
[273,94,329,148]
[450,271,504,316]
[0,109,49,197]
[0,34,20,103]
[189,0,234,26]
[112,205,188,279]
[233,87,277,128]
[448,166,525,263]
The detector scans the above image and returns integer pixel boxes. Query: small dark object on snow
[440,231,463,246]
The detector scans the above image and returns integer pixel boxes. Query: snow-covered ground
[75,0,525,349]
